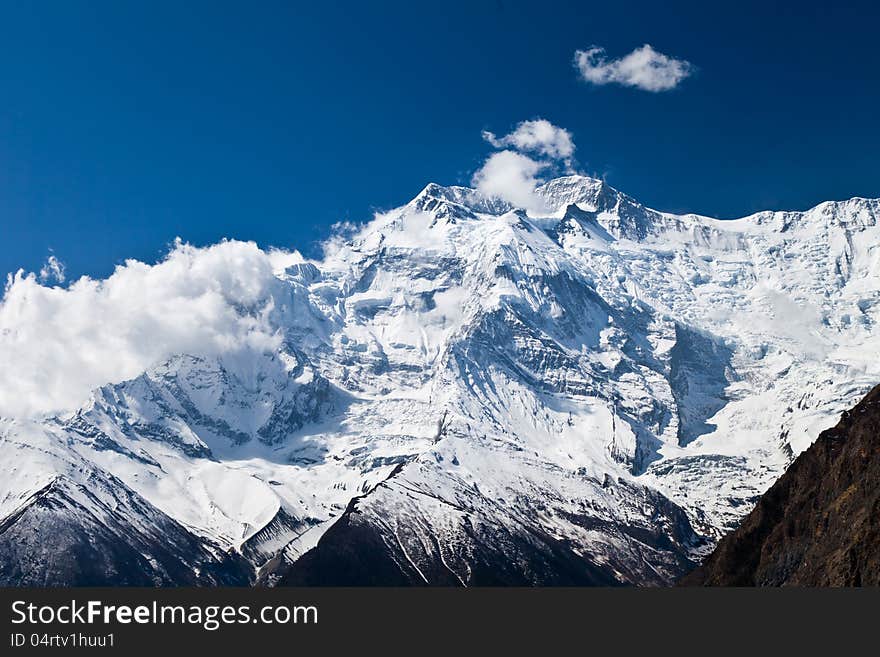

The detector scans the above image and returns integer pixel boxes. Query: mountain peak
[410,182,512,217]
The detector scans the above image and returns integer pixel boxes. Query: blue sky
[2,0,879,280]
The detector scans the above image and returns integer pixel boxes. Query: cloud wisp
[38,255,66,284]
[574,44,694,92]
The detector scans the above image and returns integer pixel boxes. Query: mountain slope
[682,385,880,586]
[0,476,252,586]
[2,175,879,585]
[278,459,699,586]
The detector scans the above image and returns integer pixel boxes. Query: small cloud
[473,118,577,214]
[472,150,549,214]
[39,255,66,284]
[574,44,694,92]
[482,119,575,160]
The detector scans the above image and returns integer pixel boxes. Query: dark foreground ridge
[682,384,880,586]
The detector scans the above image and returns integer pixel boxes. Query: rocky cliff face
[682,385,880,586]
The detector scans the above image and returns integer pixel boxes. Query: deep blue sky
[2,0,879,280]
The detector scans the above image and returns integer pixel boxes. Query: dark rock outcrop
[682,384,880,586]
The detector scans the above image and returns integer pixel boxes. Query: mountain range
[1,175,878,585]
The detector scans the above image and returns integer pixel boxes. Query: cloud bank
[0,240,300,418]
[472,119,576,214]
[574,44,693,92]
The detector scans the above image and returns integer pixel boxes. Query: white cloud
[482,119,575,160]
[473,118,578,214]
[38,255,66,284]
[472,150,549,214]
[574,44,693,92]
[0,239,302,418]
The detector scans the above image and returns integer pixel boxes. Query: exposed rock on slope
[682,385,880,586]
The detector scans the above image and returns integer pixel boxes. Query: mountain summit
[1,176,878,585]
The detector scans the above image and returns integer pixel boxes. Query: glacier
[1,175,878,585]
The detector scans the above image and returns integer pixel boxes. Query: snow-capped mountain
[2,175,878,585]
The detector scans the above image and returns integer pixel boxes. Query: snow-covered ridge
[1,174,878,585]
